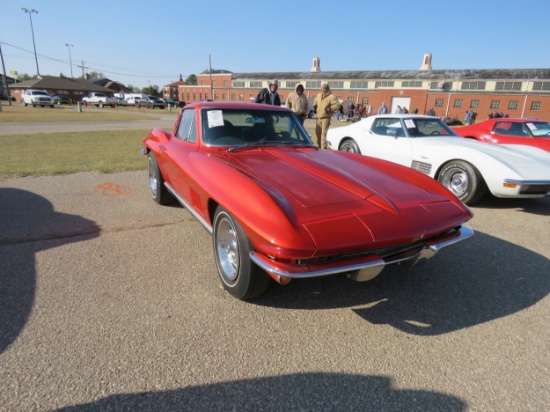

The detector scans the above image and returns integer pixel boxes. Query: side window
[176,109,196,142]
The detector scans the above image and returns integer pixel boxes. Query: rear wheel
[438,160,486,205]
[147,152,173,204]
[339,138,361,154]
[213,206,270,300]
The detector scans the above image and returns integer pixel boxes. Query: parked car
[454,118,550,152]
[326,114,550,205]
[163,98,181,107]
[142,102,473,300]
[126,95,152,108]
[21,89,53,107]
[51,95,70,105]
[147,95,166,109]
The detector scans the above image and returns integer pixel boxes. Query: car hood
[224,147,470,250]
[418,137,550,168]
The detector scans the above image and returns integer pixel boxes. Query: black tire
[213,206,270,300]
[437,160,486,205]
[339,138,361,154]
[147,152,173,205]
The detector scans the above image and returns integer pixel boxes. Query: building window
[508,100,518,110]
[249,94,255,100]
[495,81,522,91]
[490,100,500,109]
[222,94,226,100]
[347,97,354,102]
[402,81,422,87]
[350,81,368,89]
[532,82,550,91]
[306,81,321,89]
[327,81,343,89]
[186,93,190,101]
[530,101,541,111]
[201,80,204,86]
[199,93,203,101]
[193,93,196,101]
[454,99,463,108]
[470,100,479,109]
[435,99,444,108]
[286,81,297,89]
[223,80,227,87]
[461,81,486,90]
[361,98,369,105]
[232,81,245,88]
[249,81,262,88]
[375,81,394,88]
[239,94,244,101]
[212,81,216,87]
[231,94,236,101]
[214,94,219,100]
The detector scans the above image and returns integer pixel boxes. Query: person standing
[285,83,309,124]
[378,102,388,114]
[427,107,436,116]
[312,83,339,149]
[255,79,281,106]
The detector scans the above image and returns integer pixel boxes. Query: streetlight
[21,7,40,76]
[65,43,74,77]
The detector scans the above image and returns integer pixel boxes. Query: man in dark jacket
[255,79,281,106]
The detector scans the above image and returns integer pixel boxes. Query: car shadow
[0,188,100,354]
[253,231,550,336]
[473,195,550,216]
[55,373,466,411]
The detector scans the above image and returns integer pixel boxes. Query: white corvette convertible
[326,114,550,204]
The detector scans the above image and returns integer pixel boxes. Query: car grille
[519,184,550,195]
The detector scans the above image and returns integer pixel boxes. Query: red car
[455,118,550,152]
[142,102,473,300]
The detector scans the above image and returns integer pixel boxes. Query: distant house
[92,78,132,95]
[162,75,186,100]
[0,74,16,100]
[9,75,115,102]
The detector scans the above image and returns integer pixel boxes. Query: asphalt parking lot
[0,118,549,411]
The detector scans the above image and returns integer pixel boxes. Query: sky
[1,0,549,90]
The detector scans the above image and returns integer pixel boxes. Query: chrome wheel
[148,156,158,198]
[339,139,361,154]
[215,213,240,283]
[438,160,486,205]
[441,166,469,198]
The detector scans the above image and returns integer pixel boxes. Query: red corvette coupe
[455,118,550,152]
[142,102,473,300]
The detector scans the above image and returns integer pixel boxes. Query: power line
[0,41,180,80]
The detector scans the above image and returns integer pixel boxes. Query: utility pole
[77,60,89,78]
[0,43,12,106]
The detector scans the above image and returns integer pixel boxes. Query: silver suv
[21,89,54,107]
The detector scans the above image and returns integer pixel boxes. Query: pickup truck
[21,89,54,107]
[82,92,117,107]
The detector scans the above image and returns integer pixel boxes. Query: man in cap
[285,83,309,124]
[312,83,339,149]
[255,79,281,106]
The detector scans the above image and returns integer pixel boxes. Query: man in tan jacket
[285,83,309,124]
[312,83,339,149]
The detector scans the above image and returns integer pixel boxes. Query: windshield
[32,91,49,96]
[526,121,550,137]
[372,117,459,138]
[201,108,313,147]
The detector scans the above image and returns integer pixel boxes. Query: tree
[16,73,33,82]
[141,85,160,96]
[86,71,104,80]
[185,74,197,85]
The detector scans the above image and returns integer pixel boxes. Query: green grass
[0,130,148,180]
[0,104,163,122]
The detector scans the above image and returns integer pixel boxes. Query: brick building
[172,54,550,121]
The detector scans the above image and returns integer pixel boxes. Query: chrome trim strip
[504,179,550,185]
[164,183,213,234]
[250,225,474,279]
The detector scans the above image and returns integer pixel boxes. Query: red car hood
[224,147,471,251]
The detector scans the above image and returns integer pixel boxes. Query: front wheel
[437,160,486,205]
[339,138,361,154]
[213,206,270,300]
[147,152,173,204]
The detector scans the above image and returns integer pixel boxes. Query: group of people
[255,80,338,149]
